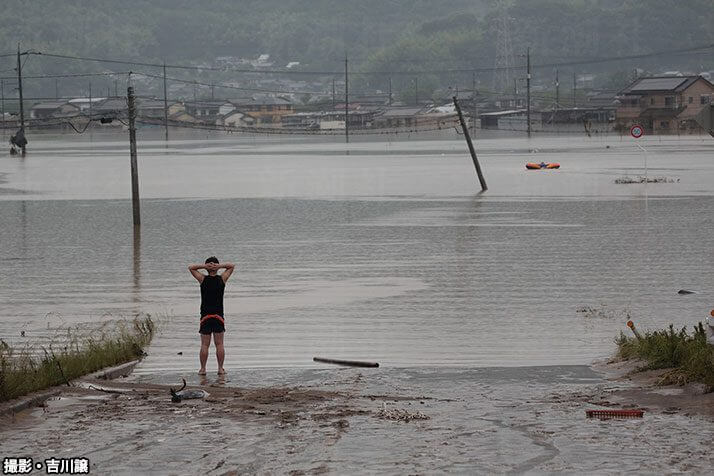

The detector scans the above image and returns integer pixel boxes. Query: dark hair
[205,256,219,264]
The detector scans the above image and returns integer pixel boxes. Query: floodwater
[1,130,713,373]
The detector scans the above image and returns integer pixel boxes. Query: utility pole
[526,47,531,138]
[344,56,349,143]
[414,77,419,106]
[127,85,141,227]
[1,79,4,140]
[388,77,392,106]
[573,72,577,107]
[114,79,118,97]
[88,82,92,119]
[555,69,560,112]
[16,44,25,155]
[55,79,59,99]
[163,63,169,142]
[332,78,335,108]
[453,97,487,192]
[211,84,215,100]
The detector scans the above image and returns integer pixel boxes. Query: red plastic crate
[586,409,644,419]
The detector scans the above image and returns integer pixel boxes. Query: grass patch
[0,315,154,402]
[616,322,714,390]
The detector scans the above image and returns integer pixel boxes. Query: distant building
[30,101,80,119]
[615,76,714,134]
[184,100,234,119]
[217,110,255,128]
[234,96,294,126]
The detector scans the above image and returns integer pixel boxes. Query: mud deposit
[2,364,712,474]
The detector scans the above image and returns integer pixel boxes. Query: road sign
[630,124,644,138]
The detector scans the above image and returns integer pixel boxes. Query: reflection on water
[0,133,712,371]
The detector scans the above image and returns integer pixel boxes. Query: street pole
[414,77,419,106]
[127,85,141,227]
[555,69,560,112]
[1,79,4,140]
[163,63,169,142]
[453,97,487,192]
[344,56,349,144]
[573,72,577,107]
[88,81,92,119]
[388,77,392,106]
[16,44,25,155]
[332,77,335,108]
[526,47,531,138]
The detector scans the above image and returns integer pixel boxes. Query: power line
[134,71,330,96]
[28,43,714,76]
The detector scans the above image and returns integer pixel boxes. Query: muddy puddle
[2,364,712,474]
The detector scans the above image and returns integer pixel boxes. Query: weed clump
[0,315,154,402]
[616,322,714,390]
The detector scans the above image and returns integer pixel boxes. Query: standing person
[188,257,235,375]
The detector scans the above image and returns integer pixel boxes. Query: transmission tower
[491,0,515,94]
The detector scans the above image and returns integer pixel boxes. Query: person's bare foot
[198,369,207,376]
[217,368,225,375]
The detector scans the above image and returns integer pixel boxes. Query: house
[30,101,80,119]
[217,110,255,128]
[615,76,714,134]
[232,96,293,125]
[184,100,235,119]
[373,107,425,128]
[137,99,184,119]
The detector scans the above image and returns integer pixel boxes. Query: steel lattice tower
[491,0,515,93]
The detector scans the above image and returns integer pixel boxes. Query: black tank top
[200,275,225,317]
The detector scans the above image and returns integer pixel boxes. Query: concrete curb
[0,359,142,416]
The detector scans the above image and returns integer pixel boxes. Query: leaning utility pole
[163,63,169,142]
[127,85,141,227]
[453,97,487,192]
[16,44,25,155]
[344,56,349,144]
[526,47,531,138]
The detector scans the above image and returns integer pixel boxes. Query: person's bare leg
[214,332,225,374]
[199,334,211,375]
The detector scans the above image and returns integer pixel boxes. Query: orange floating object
[526,162,560,170]
[586,409,644,419]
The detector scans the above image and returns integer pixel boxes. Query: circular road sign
[630,124,644,139]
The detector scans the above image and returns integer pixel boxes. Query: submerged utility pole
[344,56,349,143]
[16,44,25,155]
[453,97,487,192]
[163,63,169,142]
[127,85,141,227]
[526,47,531,138]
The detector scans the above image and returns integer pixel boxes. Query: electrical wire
[30,43,714,76]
